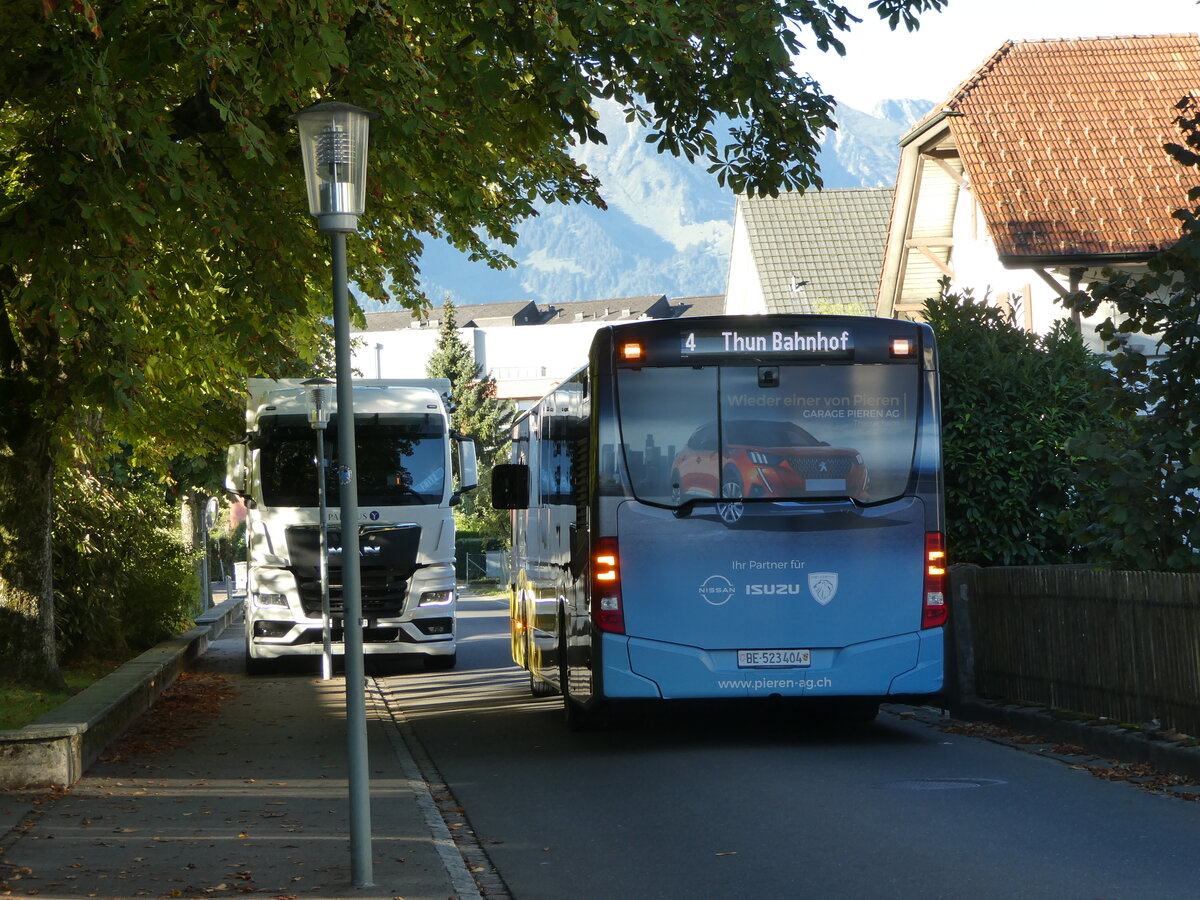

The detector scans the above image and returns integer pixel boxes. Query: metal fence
[952,566,1200,736]
[458,551,508,589]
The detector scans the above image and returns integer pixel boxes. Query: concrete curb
[0,597,242,790]
[951,699,1200,781]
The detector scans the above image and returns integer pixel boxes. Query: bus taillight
[592,537,625,634]
[923,532,948,629]
[619,341,644,362]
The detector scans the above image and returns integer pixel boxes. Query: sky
[800,0,1200,112]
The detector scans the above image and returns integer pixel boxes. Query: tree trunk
[0,414,63,689]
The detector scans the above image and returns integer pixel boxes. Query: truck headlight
[419,589,454,607]
[255,592,288,608]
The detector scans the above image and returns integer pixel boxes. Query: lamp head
[301,376,335,430]
[291,101,379,233]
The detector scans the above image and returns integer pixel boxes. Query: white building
[351,294,724,409]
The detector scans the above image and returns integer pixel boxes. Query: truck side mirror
[456,436,478,493]
[491,463,530,510]
[225,444,248,495]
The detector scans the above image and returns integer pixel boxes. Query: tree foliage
[1061,97,1200,571]
[426,298,514,540]
[923,285,1121,566]
[1,0,945,683]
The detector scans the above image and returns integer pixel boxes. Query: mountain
[378,98,934,309]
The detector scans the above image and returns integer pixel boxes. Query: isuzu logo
[742,575,838,605]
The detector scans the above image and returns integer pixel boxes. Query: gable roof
[736,187,894,315]
[539,294,670,324]
[669,294,726,317]
[946,34,1200,264]
[362,300,543,332]
[360,294,687,332]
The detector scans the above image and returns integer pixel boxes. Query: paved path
[0,622,474,899]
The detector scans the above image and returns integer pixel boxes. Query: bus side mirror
[225,444,247,495]
[491,463,530,510]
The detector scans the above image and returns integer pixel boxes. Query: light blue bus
[492,315,945,728]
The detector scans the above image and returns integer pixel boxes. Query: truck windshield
[257,413,446,507]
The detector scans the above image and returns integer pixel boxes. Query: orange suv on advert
[670,419,869,503]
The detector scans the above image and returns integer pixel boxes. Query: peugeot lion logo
[808,572,838,606]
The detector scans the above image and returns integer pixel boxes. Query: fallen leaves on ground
[934,717,1200,798]
[100,671,237,762]
[937,719,1045,744]
[1081,760,1200,798]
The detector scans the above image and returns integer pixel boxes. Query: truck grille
[285,524,422,618]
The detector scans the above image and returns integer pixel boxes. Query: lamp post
[302,376,335,682]
[291,100,379,888]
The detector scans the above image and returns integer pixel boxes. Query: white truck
[225,378,477,674]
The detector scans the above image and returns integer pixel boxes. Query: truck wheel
[530,672,558,697]
[425,652,457,671]
[245,638,277,676]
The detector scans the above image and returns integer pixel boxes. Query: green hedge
[53,468,198,662]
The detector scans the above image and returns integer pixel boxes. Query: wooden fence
[951,566,1200,737]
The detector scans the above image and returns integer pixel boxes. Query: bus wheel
[836,700,880,724]
[560,653,605,730]
[564,692,606,731]
[530,672,558,697]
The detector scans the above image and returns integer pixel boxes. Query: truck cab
[226,379,477,673]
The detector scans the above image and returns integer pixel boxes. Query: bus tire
[836,699,880,724]
[561,655,605,731]
[564,693,606,731]
[530,672,558,697]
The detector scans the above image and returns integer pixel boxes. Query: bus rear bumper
[610,629,943,700]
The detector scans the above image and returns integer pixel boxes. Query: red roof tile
[946,35,1200,263]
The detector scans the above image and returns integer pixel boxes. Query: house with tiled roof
[726,187,894,317]
[352,294,725,406]
[877,34,1200,352]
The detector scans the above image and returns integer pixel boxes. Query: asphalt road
[381,593,1200,900]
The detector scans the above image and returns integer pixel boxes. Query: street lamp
[291,100,379,888]
[302,376,335,682]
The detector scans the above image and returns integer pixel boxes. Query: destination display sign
[680,328,854,358]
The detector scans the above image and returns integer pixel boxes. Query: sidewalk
[0,620,477,899]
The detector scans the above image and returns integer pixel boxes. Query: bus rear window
[615,364,920,507]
